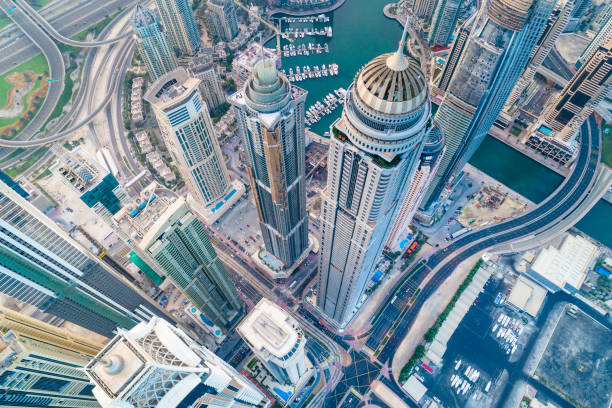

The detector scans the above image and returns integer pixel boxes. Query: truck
[451,228,471,240]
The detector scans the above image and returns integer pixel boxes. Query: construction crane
[233,0,293,58]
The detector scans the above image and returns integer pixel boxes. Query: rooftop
[237,298,302,361]
[144,67,200,110]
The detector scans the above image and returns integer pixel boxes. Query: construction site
[458,186,528,228]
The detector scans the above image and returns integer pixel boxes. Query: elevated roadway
[374,115,601,377]
[0,0,128,74]
[14,0,133,47]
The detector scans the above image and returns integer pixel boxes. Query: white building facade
[237,299,307,385]
[85,317,269,408]
[316,25,431,327]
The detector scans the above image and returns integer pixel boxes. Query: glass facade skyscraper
[230,59,310,270]
[154,0,200,56]
[0,179,173,338]
[421,0,556,209]
[132,3,177,80]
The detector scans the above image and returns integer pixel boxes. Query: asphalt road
[0,0,64,154]
[375,115,599,370]
[0,0,127,74]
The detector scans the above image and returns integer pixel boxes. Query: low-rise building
[526,234,598,293]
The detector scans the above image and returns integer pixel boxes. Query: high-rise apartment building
[316,25,431,327]
[139,197,243,331]
[188,55,226,110]
[421,0,555,209]
[85,317,269,408]
[428,0,463,46]
[230,59,310,271]
[437,23,470,92]
[132,3,177,80]
[412,0,436,19]
[577,14,612,68]
[207,0,239,42]
[543,38,612,142]
[0,179,173,338]
[386,123,445,250]
[154,0,200,56]
[505,0,573,109]
[571,0,590,19]
[0,307,104,407]
[238,298,307,385]
[145,68,232,209]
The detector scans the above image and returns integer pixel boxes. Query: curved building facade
[316,25,431,327]
[230,59,309,270]
[145,68,231,207]
[132,4,177,80]
[237,298,307,385]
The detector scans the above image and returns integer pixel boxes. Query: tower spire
[387,16,411,71]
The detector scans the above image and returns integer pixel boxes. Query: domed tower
[229,58,310,275]
[317,23,431,327]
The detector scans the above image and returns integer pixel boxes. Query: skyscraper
[421,0,555,209]
[154,0,200,56]
[576,13,612,68]
[428,0,463,46]
[238,298,307,385]
[230,58,310,271]
[139,197,243,331]
[207,0,239,42]
[0,307,104,407]
[316,25,431,327]
[571,0,590,19]
[188,55,226,110]
[145,68,232,209]
[132,3,177,80]
[505,0,573,109]
[386,123,445,250]
[437,23,470,92]
[543,38,612,142]
[85,317,269,408]
[412,0,436,19]
[0,179,173,338]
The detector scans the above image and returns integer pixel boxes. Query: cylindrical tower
[316,25,431,327]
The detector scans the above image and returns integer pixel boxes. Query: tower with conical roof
[131,3,177,80]
[316,23,431,327]
[229,56,310,275]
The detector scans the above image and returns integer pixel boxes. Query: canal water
[268,0,612,248]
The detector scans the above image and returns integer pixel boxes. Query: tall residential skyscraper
[386,123,445,250]
[412,0,436,19]
[577,14,612,68]
[428,0,463,46]
[421,0,555,209]
[85,317,269,408]
[188,55,226,110]
[0,179,173,338]
[139,197,243,331]
[316,25,431,327]
[571,0,590,19]
[437,23,471,91]
[238,298,307,386]
[145,68,232,209]
[230,59,310,271]
[132,3,177,80]
[505,0,573,109]
[154,0,200,56]
[207,0,239,42]
[543,38,612,142]
[0,307,104,407]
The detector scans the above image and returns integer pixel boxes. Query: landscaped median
[398,258,484,382]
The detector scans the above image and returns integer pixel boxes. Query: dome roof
[244,58,291,113]
[354,24,427,116]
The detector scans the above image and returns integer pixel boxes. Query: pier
[305,88,346,126]
[283,42,329,58]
